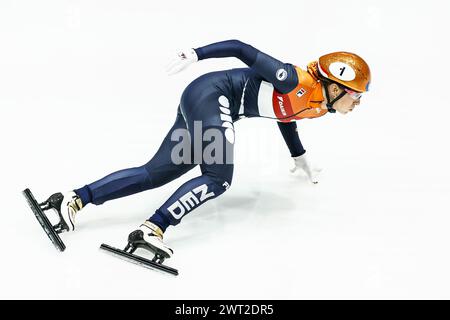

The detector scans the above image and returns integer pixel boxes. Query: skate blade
[22,188,66,252]
[99,244,179,276]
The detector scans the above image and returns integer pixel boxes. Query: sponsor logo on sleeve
[276,68,288,81]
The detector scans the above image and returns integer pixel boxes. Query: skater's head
[323,83,361,114]
[315,51,371,114]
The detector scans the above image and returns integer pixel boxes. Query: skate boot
[100,220,178,275]
[40,191,84,233]
[126,221,173,260]
[23,188,84,251]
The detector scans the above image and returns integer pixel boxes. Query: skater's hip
[180,71,240,118]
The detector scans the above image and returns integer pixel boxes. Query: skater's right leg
[54,108,195,230]
[73,109,195,205]
[40,191,84,232]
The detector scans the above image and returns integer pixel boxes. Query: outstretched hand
[290,154,322,184]
[165,48,198,75]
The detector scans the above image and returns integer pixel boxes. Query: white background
[1,0,450,299]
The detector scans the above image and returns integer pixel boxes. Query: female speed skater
[39,39,371,260]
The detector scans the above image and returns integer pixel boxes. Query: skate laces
[142,221,164,240]
[68,195,83,213]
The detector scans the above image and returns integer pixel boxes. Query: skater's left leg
[148,163,234,232]
[139,124,235,258]
[134,162,233,258]
[149,95,236,232]
[128,89,236,257]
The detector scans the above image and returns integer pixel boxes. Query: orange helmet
[318,52,371,93]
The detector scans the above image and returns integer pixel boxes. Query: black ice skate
[22,188,83,252]
[100,221,178,276]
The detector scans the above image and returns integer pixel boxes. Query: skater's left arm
[277,121,321,184]
[277,121,305,158]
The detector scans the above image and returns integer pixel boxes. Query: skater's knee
[136,165,153,188]
[206,173,232,196]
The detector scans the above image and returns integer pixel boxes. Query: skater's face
[326,83,361,114]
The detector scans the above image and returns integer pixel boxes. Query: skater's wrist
[291,150,306,158]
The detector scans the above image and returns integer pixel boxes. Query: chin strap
[322,81,347,113]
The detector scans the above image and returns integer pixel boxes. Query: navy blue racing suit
[74,40,306,231]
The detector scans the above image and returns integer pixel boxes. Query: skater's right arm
[194,40,298,94]
[165,40,298,94]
